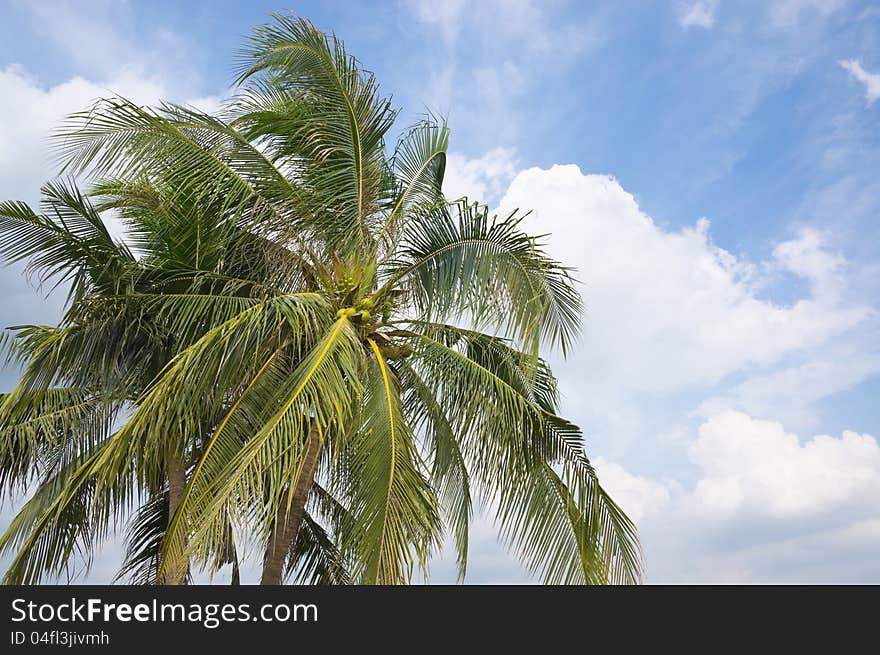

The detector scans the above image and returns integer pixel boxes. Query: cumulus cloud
[496,164,868,393]
[593,458,672,523]
[428,157,880,582]
[840,59,880,105]
[688,411,880,519]
[437,410,880,583]
[676,1,719,29]
[598,411,880,581]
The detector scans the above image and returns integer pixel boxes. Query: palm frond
[331,340,441,584]
[397,358,472,581]
[236,13,396,252]
[286,510,351,585]
[376,116,449,252]
[115,491,174,585]
[384,200,582,355]
[160,317,364,581]
[0,180,134,300]
[0,386,112,498]
[0,437,115,584]
[54,99,312,244]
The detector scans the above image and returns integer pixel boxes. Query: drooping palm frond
[0,386,112,498]
[0,437,112,584]
[85,292,332,511]
[4,308,162,398]
[159,316,365,581]
[115,490,172,585]
[403,321,560,411]
[286,510,351,585]
[397,358,472,581]
[330,340,441,584]
[403,328,642,583]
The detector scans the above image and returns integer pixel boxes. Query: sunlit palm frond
[332,340,441,584]
[54,99,311,244]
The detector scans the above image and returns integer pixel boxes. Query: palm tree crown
[0,14,640,585]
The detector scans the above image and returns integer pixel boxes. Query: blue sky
[1,0,879,583]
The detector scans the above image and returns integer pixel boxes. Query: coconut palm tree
[0,14,640,585]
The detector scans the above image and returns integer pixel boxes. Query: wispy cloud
[840,59,880,104]
[677,0,719,29]
[400,0,604,150]
[769,0,848,29]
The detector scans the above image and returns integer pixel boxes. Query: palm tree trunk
[160,453,187,584]
[260,424,322,585]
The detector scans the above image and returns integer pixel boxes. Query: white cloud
[677,1,719,29]
[496,164,868,393]
[597,411,880,582]
[840,59,880,105]
[433,154,880,582]
[688,411,880,519]
[444,148,519,204]
[696,344,880,430]
[433,411,880,583]
[593,458,672,523]
[0,66,169,204]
